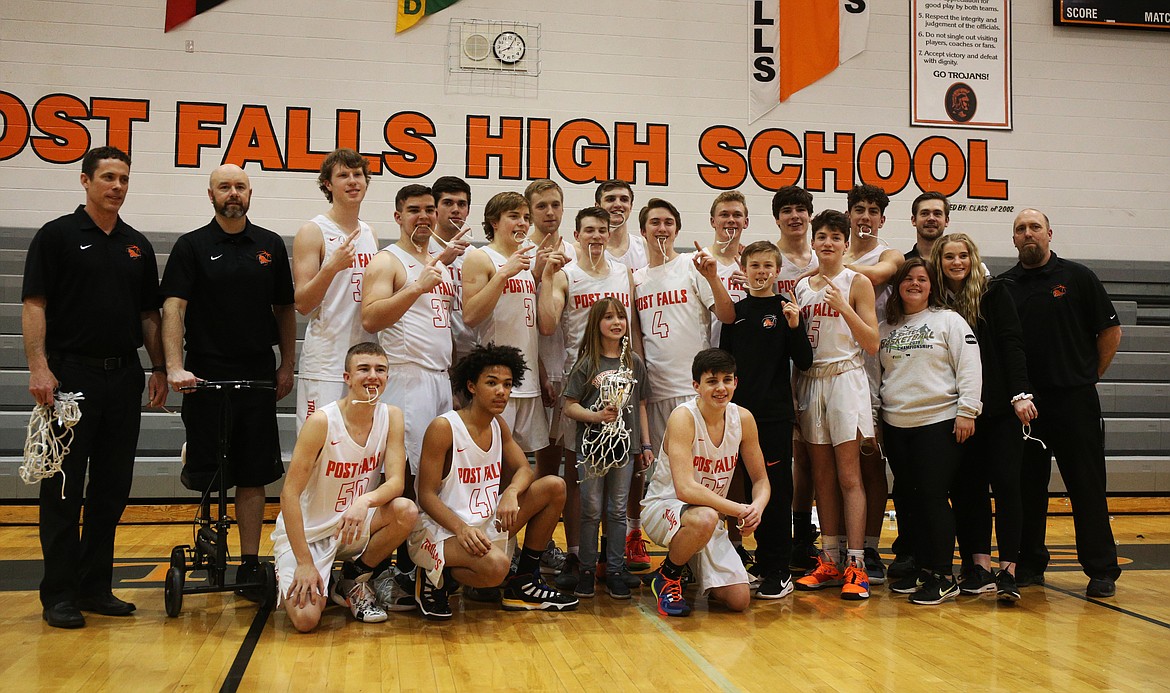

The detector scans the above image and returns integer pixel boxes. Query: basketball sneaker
[333,574,388,623]
[908,573,959,605]
[840,563,870,601]
[756,571,794,600]
[554,553,580,591]
[575,569,596,598]
[414,567,452,621]
[958,565,996,595]
[995,569,1020,603]
[625,529,651,572]
[649,569,691,617]
[886,554,917,579]
[794,555,843,591]
[540,541,567,575]
[789,525,820,575]
[863,547,886,585]
[372,567,417,612]
[502,570,580,611]
[464,586,501,602]
[606,572,632,600]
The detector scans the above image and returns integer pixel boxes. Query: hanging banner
[749,1,870,123]
[911,0,1012,130]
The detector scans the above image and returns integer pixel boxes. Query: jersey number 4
[652,310,669,339]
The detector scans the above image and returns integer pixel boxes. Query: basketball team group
[23,146,1122,631]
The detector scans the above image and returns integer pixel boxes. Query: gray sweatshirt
[878,307,983,428]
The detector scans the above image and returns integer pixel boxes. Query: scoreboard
[1054,1,1170,31]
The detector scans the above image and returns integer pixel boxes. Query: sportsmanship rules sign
[911,0,1012,130]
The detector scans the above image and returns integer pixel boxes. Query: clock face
[493,31,525,64]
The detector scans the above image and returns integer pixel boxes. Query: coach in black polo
[22,146,168,629]
[1000,208,1122,598]
[162,164,295,597]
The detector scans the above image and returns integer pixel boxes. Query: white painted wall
[1,0,1167,262]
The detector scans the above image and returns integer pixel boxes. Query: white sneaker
[341,575,388,623]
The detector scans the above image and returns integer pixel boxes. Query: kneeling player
[642,349,771,616]
[273,342,419,632]
[409,343,579,619]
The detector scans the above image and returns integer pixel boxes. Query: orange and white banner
[749,0,870,123]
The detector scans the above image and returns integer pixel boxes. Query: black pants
[883,419,961,575]
[953,411,1024,565]
[39,358,144,608]
[1018,386,1120,581]
[747,419,794,577]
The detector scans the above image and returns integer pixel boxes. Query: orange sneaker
[625,529,651,571]
[794,555,843,591]
[841,563,871,600]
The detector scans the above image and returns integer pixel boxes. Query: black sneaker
[615,567,642,589]
[415,567,452,621]
[574,569,596,598]
[890,570,928,594]
[756,571,794,600]
[958,565,996,595]
[554,553,581,591]
[502,570,580,611]
[1015,569,1045,587]
[886,554,917,580]
[995,570,1020,603]
[1086,578,1116,598]
[789,535,820,575]
[735,544,755,573]
[606,572,632,599]
[908,573,959,605]
[863,547,886,585]
[234,561,267,602]
[464,586,501,602]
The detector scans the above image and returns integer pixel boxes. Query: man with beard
[163,164,295,599]
[905,192,949,261]
[1000,208,1122,598]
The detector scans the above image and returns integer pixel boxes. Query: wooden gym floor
[2,507,1169,693]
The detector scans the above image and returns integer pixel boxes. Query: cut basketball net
[579,336,637,481]
[21,391,84,498]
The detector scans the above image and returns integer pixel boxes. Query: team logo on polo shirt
[1052,284,1067,298]
[257,250,272,266]
[762,314,778,329]
[125,245,142,259]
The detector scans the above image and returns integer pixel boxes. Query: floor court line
[1043,583,1170,630]
[221,600,273,693]
[635,602,744,693]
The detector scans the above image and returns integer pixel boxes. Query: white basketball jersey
[610,232,648,270]
[851,243,891,322]
[794,268,863,367]
[634,253,716,402]
[475,246,539,397]
[709,255,747,347]
[379,244,457,371]
[537,238,577,383]
[299,215,378,382]
[644,399,742,504]
[777,247,818,299]
[271,401,389,545]
[560,258,632,377]
[418,411,503,543]
[429,237,474,362]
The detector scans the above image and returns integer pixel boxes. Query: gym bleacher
[2,227,1168,503]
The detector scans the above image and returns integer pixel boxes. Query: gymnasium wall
[1,0,1167,262]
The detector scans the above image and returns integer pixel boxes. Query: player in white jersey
[703,191,749,348]
[430,176,475,366]
[462,191,549,454]
[272,343,417,631]
[596,180,649,270]
[292,149,378,432]
[792,210,880,600]
[633,198,736,451]
[410,344,579,619]
[771,186,821,575]
[538,206,640,586]
[842,184,905,584]
[643,349,770,616]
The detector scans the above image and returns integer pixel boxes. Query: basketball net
[21,391,84,498]
[579,336,636,481]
